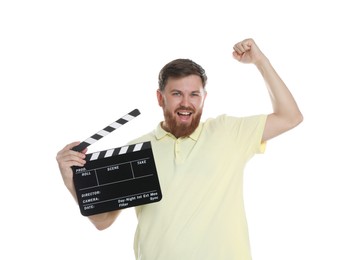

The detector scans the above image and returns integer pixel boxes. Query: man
[56,38,303,259]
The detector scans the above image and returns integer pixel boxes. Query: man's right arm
[56,141,121,230]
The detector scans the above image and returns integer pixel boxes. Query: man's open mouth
[176,110,193,121]
[177,111,193,116]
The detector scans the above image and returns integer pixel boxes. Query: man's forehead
[165,75,204,90]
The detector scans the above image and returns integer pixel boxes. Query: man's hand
[232,38,266,65]
[56,141,87,199]
[56,142,121,229]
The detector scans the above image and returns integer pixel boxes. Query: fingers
[233,38,253,55]
[56,141,87,169]
[232,51,242,61]
[232,38,266,64]
[232,38,255,62]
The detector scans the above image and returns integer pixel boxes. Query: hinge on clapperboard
[71,109,162,216]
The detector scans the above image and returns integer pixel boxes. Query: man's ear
[156,89,164,107]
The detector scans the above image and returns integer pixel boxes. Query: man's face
[157,75,207,138]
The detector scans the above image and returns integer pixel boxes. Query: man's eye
[172,92,181,96]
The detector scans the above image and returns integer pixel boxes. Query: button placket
[175,139,181,163]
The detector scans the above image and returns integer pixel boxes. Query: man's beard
[163,106,202,138]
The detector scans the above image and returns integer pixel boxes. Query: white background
[1,1,355,259]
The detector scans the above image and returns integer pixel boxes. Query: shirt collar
[155,122,203,141]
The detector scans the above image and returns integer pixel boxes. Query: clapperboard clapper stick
[71,109,162,216]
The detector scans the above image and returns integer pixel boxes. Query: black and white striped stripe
[87,141,151,161]
[72,109,140,152]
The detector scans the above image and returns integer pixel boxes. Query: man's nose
[180,95,190,107]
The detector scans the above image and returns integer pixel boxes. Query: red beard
[163,106,202,138]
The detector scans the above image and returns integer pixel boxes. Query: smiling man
[157,60,207,138]
[56,38,303,260]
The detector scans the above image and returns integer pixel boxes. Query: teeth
[178,112,191,115]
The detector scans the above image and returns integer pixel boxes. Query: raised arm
[56,142,121,230]
[233,38,303,141]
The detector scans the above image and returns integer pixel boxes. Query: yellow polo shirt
[130,114,267,260]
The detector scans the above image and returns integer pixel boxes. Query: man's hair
[158,59,208,91]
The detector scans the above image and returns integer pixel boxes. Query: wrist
[254,56,271,75]
[254,54,269,68]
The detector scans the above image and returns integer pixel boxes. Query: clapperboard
[71,109,162,216]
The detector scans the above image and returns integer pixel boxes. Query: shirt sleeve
[252,115,268,154]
